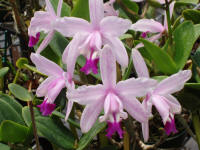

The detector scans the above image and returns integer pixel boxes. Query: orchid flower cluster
[28,0,192,141]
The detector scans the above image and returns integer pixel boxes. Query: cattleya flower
[130,1,175,42]
[31,53,73,120]
[55,0,131,75]
[28,0,63,53]
[67,45,157,138]
[132,49,192,141]
[104,0,119,16]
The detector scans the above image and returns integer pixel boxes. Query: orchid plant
[1,0,200,149]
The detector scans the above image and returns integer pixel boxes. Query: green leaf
[22,106,75,149]
[0,93,22,116]
[194,24,200,40]
[23,64,46,77]
[50,0,71,17]
[49,31,69,57]
[183,9,200,24]
[173,21,195,70]
[0,143,10,150]
[71,0,90,21]
[8,83,32,102]
[0,120,29,143]
[0,67,9,78]
[152,76,168,82]
[77,121,106,150]
[16,58,28,69]
[176,0,198,4]
[185,83,200,90]
[0,98,24,125]
[141,39,177,74]
[191,47,200,67]
[121,0,139,13]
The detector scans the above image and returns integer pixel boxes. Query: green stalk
[192,112,200,150]
[8,69,20,95]
[165,0,173,44]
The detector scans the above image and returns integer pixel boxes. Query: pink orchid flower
[104,0,119,17]
[130,1,175,43]
[55,0,131,75]
[30,53,73,120]
[132,49,192,141]
[28,0,63,53]
[67,45,157,138]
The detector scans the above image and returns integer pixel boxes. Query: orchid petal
[142,122,149,142]
[163,95,181,114]
[65,100,74,121]
[116,77,157,97]
[152,95,170,124]
[80,99,104,132]
[100,16,131,37]
[67,85,105,105]
[130,19,165,33]
[28,11,53,37]
[103,36,128,67]
[132,48,149,78]
[36,76,55,97]
[45,0,56,15]
[57,0,63,17]
[154,70,191,95]
[36,31,55,54]
[104,1,119,17]
[89,0,104,27]
[164,1,175,30]
[30,53,63,76]
[100,45,116,88]
[54,17,91,37]
[121,96,148,123]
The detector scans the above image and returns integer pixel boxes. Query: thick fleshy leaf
[55,17,91,37]
[132,48,149,78]
[0,143,10,150]
[22,106,75,149]
[31,53,63,76]
[89,0,104,26]
[121,96,148,123]
[80,99,104,132]
[100,16,131,37]
[8,83,32,102]
[100,45,116,88]
[130,19,165,33]
[173,21,195,70]
[77,121,106,150]
[0,120,29,143]
[0,67,9,78]
[116,77,157,97]
[103,36,128,67]
[154,70,191,95]
[141,39,177,74]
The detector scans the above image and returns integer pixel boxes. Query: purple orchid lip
[164,118,177,135]
[28,32,40,47]
[37,99,56,116]
[106,120,123,139]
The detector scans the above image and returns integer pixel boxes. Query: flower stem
[165,0,173,44]
[28,82,40,150]
[192,111,200,150]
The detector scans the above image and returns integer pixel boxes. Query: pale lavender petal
[45,0,56,15]
[47,79,65,103]
[152,95,170,124]
[130,19,165,33]
[103,36,128,67]
[65,100,73,121]
[100,45,116,88]
[36,76,55,97]
[30,53,63,76]
[89,31,102,50]
[100,16,131,37]
[163,95,181,114]
[67,85,105,105]
[54,17,91,37]
[121,96,148,123]
[154,70,192,95]
[36,31,55,54]
[142,122,149,142]
[164,1,175,30]
[80,99,104,132]
[57,0,63,17]
[28,11,53,37]
[132,48,149,78]
[131,0,144,2]
[116,77,157,97]
[104,2,119,17]
[89,0,104,27]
